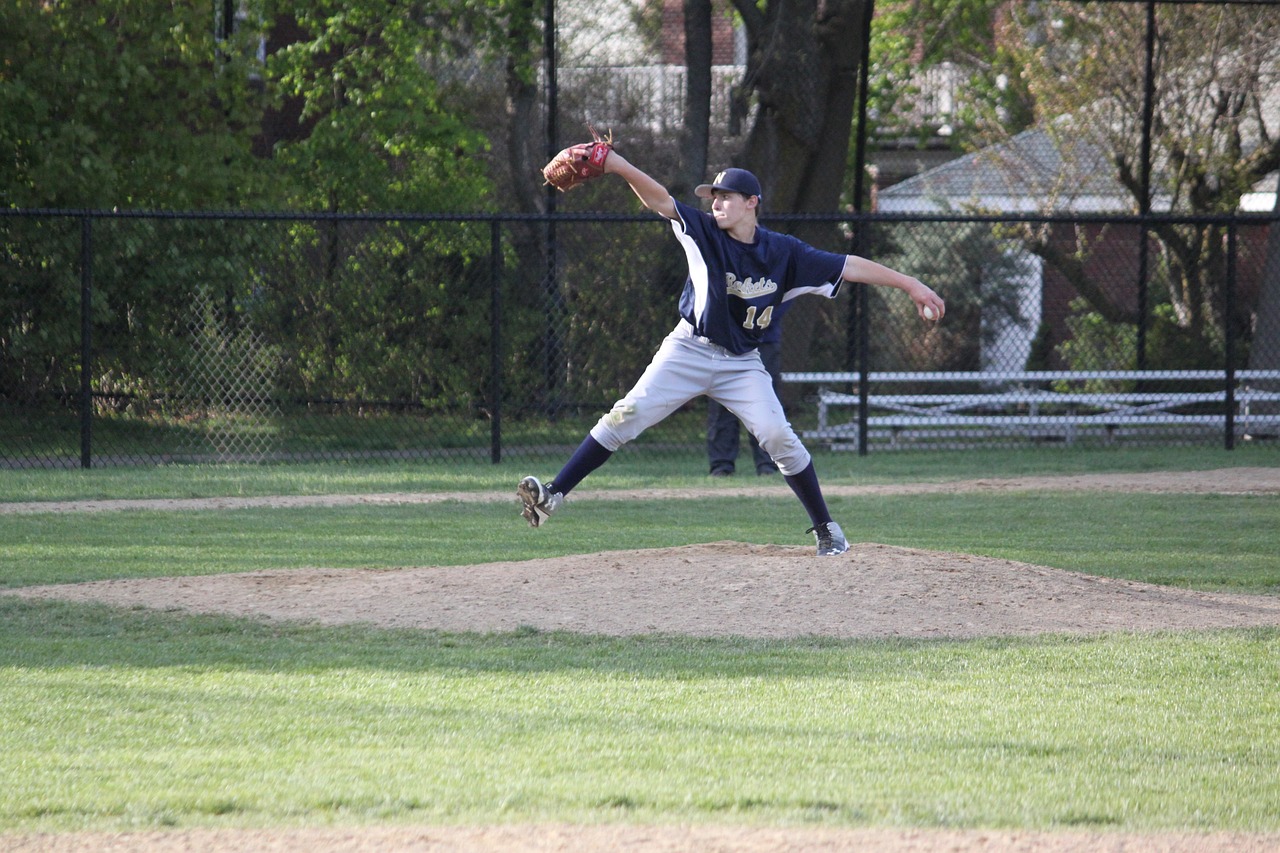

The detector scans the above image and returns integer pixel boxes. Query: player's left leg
[706,398,741,475]
[712,360,848,556]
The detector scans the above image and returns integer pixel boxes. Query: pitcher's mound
[12,542,1280,638]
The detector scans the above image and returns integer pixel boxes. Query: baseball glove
[542,128,614,192]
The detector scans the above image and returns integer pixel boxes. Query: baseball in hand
[922,305,937,321]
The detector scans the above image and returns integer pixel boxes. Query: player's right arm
[842,254,945,322]
[605,152,678,220]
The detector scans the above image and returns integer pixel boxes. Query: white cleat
[808,521,849,556]
[517,476,564,528]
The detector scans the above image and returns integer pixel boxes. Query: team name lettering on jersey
[725,273,778,299]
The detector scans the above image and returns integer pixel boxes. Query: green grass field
[2,446,1278,836]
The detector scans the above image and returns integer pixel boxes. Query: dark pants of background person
[706,339,783,476]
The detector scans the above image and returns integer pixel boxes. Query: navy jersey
[670,198,846,354]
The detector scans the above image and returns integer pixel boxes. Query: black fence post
[852,0,875,458]
[490,220,504,463]
[1225,221,1237,451]
[1136,0,1157,372]
[542,0,561,417]
[856,283,870,456]
[79,215,93,469]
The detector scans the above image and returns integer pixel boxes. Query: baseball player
[707,298,789,477]
[521,150,944,556]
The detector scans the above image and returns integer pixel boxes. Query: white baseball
[923,305,937,321]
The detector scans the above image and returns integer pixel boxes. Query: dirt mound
[11,540,1280,638]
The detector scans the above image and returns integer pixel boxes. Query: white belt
[675,319,753,357]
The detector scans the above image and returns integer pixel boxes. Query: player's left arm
[842,255,944,322]
[604,152,678,220]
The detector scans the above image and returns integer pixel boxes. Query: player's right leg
[520,325,705,529]
[589,328,709,450]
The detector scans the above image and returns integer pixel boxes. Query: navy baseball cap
[695,168,762,199]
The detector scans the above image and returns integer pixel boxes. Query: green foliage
[1,216,267,400]
[0,218,81,397]
[866,0,1033,147]
[1058,300,1226,379]
[875,219,1029,371]
[255,219,498,403]
[551,219,679,404]
[1058,297,1138,376]
[0,0,269,209]
[1145,304,1226,371]
[0,0,508,213]
[0,3,279,397]
[1,0,536,408]
[266,0,494,213]
[873,0,1004,68]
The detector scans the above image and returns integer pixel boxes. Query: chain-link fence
[2,207,1277,468]
[4,1,1279,467]
[787,213,1280,453]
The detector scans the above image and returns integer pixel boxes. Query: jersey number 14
[741,304,775,331]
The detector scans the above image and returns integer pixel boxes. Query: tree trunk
[677,0,714,199]
[732,0,864,214]
[729,0,867,377]
[505,0,545,218]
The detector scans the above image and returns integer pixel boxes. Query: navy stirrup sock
[783,461,832,527]
[551,435,613,496]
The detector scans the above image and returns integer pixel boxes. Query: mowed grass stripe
[2,601,1278,831]
[2,492,1276,593]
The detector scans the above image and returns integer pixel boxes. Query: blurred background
[3,0,1279,467]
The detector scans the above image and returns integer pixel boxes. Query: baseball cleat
[807,521,848,556]
[517,476,563,528]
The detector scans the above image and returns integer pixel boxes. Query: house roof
[878,125,1279,214]
[1243,172,1280,212]
[877,126,1131,213]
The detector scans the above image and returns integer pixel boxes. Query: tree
[725,0,863,214]
[266,0,493,213]
[256,1,522,403]
[678,0,715,198]
[717,0,1016,212]
[1253,175,1280,404]
[1002,3,1280,367]
[866,0,1030,147]
[1,0,514,405]
[1,0,272,401]
[0,0,268,209]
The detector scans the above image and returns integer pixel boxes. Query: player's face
[710,190,758,234]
